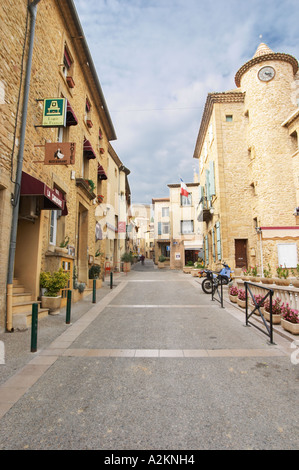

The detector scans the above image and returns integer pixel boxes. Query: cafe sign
[44,142,76,165]
[42,98,66,127]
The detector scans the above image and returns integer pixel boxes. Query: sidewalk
[0,260,298,450]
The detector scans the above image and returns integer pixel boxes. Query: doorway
[235,239,248,269]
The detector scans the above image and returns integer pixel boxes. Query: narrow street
[0,260,298,450]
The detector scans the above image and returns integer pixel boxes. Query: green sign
[42,98,66,127]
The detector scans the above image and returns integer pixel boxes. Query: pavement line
[60,348,287,358]
[107,305,218,308]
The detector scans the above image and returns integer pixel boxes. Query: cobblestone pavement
[0,260,298,450]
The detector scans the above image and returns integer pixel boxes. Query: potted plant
[88,264,102,289]
[291,265,299,288]
[229,286,239,303]
[262,264,274,284]
[250,294,265,315]
[121,252,133,272]
[41,269,69,313]
[183,261,193,274]
[237,288,247,308]
[262,298,282,324]
[241,267,251,280]
[250,265,260,283]
[281,304,299,334]
[275,265,290,286]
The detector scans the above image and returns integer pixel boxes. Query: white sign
[175,253,181,260]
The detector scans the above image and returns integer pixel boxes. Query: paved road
[0,260,298,450]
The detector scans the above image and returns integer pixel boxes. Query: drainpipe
[6,0,41,332]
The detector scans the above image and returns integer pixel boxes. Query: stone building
[0,1,130,332]
[193,43,299,275]
[152,180,202,269]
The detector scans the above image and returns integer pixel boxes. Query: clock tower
[234,43,299,227]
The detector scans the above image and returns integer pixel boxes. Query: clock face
[258,66,275,82]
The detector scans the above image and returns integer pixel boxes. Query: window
[162,222,170,235]
[181,193,192,206]
[181,220,194,234]
[49,210,57,245]
[85,97,93,128]
[63,45,75,88]
[162,207,169,217]
[226,115,233,122]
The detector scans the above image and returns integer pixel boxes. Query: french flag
[180,178,189,197]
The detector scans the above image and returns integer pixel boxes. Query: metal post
[66,290,72,324]
[269,289,273,344]
[220,277,223,308]
[92,279,96,303]
[245,282,248,326]
[31,303,38,352]
[6,1,41,332]
[110,271,113,289]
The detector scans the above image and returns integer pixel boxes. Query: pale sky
[73,0,299,204]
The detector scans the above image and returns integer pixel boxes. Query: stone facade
[152,182,202,269]
[0,1,130,331]
[194,43,299,276]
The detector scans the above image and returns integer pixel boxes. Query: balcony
[198,197,213,222]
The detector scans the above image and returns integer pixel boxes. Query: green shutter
[212,228,216,262]
[205,235,209,265]
[216,222,221,260]
[209,161,216,197]
[205,169,211,201]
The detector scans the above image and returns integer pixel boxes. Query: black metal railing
[244,282,274,344]
[211,276,224,308]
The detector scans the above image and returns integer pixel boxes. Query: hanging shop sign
[44,142,76,165]
[42,98,67,127]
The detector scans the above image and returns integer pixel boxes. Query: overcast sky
[73,0,299,205]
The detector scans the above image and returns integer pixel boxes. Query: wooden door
[235,239,248,269]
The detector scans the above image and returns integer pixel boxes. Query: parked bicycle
[201,263,233,294]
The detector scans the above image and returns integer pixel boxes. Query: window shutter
[212,228,216,262]
[216,222,221,260]
[209,161,216,197]
[158,222,162,235]
[205,235,209,265]
[205,169,211,201]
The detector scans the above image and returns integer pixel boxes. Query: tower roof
[253,43,274,58]
[235,43,298,87]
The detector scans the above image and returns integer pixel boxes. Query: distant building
[152,179,203,269]
[193,43,299,275]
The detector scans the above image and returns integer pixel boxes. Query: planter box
[261,278,274,284]
[237,298,246,308]
[281,318,299,335]
[158,262,167,269]
[66,76,75,88]
[274,278,290,286]
[229,294,238,303]
[123,262,131,273]
[41,295,61,314]
[262,308,281,324]
[183,267,192,274]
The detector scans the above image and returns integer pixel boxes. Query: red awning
[20,172,67,214]
[83,138,96,159]
[66,101,78,126]
[98,164,107,180]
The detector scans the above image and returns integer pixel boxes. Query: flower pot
[291,280,299,288]
[229,294,237,303]
[123,262,131,273]
[281,318,299,335]
[66,76,75,88]
[41,295,61,314]
[262,308,281,324]
[237,298,246,308]
[261,278,274,284]
[274,278,290,286]
[183,267,192,274]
